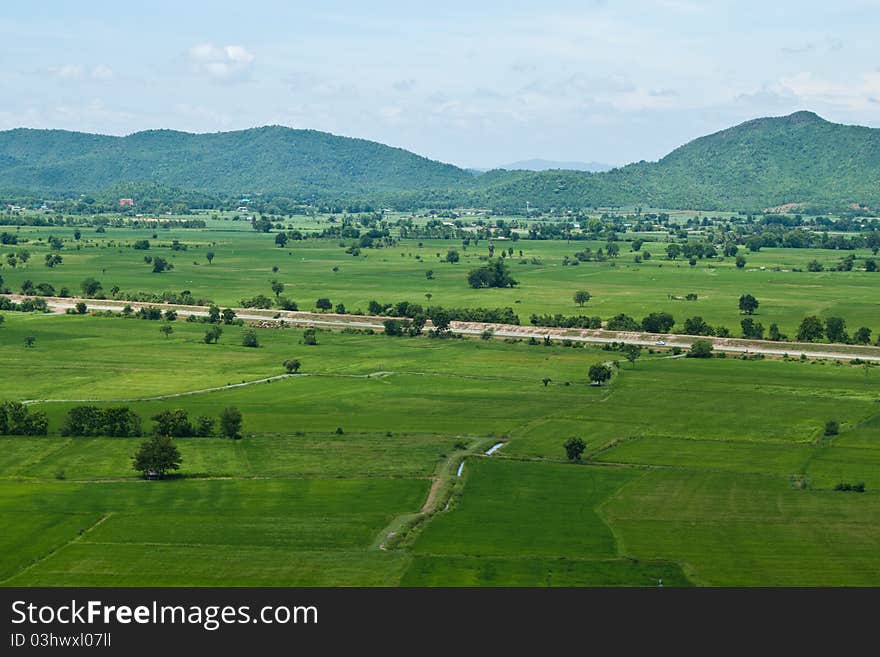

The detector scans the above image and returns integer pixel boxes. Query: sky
[1,1,879,168]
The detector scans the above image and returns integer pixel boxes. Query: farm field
[1,310,879,586]
[2,222,879,338]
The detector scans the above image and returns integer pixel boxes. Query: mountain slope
[0,126,473,196]
[470,111,880,211]
[1,112,879,211]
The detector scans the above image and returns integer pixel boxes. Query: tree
[283,358,302,373]
[824,420,840,436]
[160,324,173,338]
[23,335,35,348]
[738,294,759,315]
[132,435,182,478]
[206,251,215,264]
[271,280,284,298]
[666,243,681,260]
[303,328,318,345]
[574,290,591,306]
[735,255,746,269]
[193,416,214,437]
[641,312,675,334]
[80,277,102,297]
[445,249,460,263]
[274,232,289,247]
[220,406,243,439]
[588,363,612,386]
[152,256,172,273]
[853,327,872,345]
[542,377,552,387]
[797,316,824,342]
[768,323,785,341]
[45,253,63,268]
[865,259,877,272]
[467,259,518,289]
[316,298,332,311]
[683,316,713,336]
[624,344,642,368]
[825,317,848,344]
[75,302,87,315]
[564,437,587,462]
[687,339,714,358]
[152,409,194,437]
[429,309,451,334]
[740,317,764,339]
[204,326,223,344]
[221,308,236,324]
[0,401,48,435]
[606,314,639,331]
[807,259,823,272]
[425,270,434,280]
[208,305,221,323]
[241,329,259,348]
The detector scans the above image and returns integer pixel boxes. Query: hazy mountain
[495,159,614,172]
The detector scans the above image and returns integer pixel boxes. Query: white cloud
[776,71,880,110]
[187,43,255,81]
[91,65,114,80]
[50,65,84,80]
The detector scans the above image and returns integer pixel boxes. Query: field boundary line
[0,512,113,585]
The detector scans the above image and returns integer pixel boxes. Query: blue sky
[1,1,878,167]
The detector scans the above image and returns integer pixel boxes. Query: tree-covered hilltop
[1,111,879,212]
[467,111,880,212]
[0,125,474,196]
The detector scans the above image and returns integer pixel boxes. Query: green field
[3,222,880,338]
[1,307,879,586]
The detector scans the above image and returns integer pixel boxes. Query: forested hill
[0,125,473,196]
[467,111,880,211]
[1,112,879,212]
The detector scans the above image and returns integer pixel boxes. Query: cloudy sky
[2,1,879,168]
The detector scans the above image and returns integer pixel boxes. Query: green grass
[2,306,880,586]
[604,470,880,586]
[413,459,634,557]
[4,224,880,337]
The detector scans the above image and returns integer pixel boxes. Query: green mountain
[0,125,473,197]
[470,111,880,211]
[1,112,878,211]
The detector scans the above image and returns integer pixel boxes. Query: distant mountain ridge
[487,159,614,172]
[1,111,878,211]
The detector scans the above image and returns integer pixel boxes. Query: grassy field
[3,222,879,338]
[1,296,879,586]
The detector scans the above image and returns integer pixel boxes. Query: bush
[241,329,260,348]
[687,339,714,358]
[824,420,840,436]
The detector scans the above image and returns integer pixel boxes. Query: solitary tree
[220,406,243,439]
[271,280,284,298]
[160,324,173,338]
[574,290,591,306]
[283,358,302,373]
[445,250,460,264]
[316,298,332,311]
[75,302,87,315]
[80,277,102,297]
[132,434,182,479]
[738,294,759,315]
[588,363,612,386]
[564,437,587,462]
[203,326,223,344]
[624,344,642,368]
[687,339,714,358]
[24,335,36,348]
[542,377,552,387]
[206,251,215,264]
[221,308,236,324]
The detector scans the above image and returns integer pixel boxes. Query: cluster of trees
[467,259,518,289]
[59,405,243,440]
[0,401,48,435]
[795,315,874,345]
[0,295,48,312]
[62,406,142,437]
[383,317,425,337]
[530,314,602,329]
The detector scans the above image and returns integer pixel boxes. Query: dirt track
[6,294,880,362]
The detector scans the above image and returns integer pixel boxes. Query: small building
[119,198,134,207]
